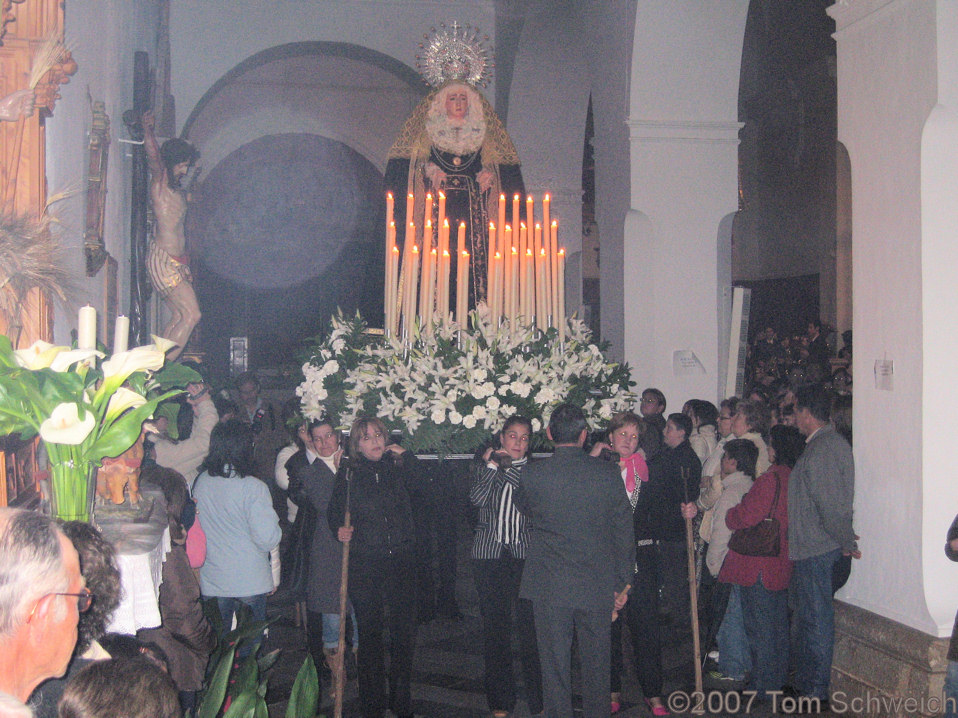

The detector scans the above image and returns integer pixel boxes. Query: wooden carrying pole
[683,468,703,693]
[334,469,352,718]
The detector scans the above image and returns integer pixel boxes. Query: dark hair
[548,404,587,444]
[58,656,181,718]
[723,438,759,478]
[720,397,740,415]
[666,412,692,438]
[159,138,198,191]
[97,633,169,672]
[234,371,260,391]
[607,411,643,437]
[735,399,771,437]
[212,394,239,420]
[199,418,256,478]
[502,414,533,437]
[349,417,388,457]
[641,388,666,412]
[831,393,852,446]
[689,400,718,430]
[794,383,832,423]
[59,522,121,656]
[808,317,822,331]
[139,464,192,541]
[769,424,805,468]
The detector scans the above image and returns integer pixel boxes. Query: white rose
[462,415,477,429]
[531,418,541,432]
[487,396,501,412]
[472,405,488,420]
[449,410,463,425]
[430,408,446,425]
[322,359,340,375]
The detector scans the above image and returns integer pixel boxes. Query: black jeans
[348,551,417,718]
[612,544,663,698]
[473,555,543,713]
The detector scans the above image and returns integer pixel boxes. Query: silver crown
[416,21,493,88]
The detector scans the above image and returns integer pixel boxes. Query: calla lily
[105,387,147,420]
[101,346,165,380]
[150,335,178,355]
[39,403,96,445]
[14,340,68,370]
[50,349,105,373]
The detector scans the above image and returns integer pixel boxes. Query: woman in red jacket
[719,424,805,698]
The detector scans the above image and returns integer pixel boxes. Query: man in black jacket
[516,404,634,717]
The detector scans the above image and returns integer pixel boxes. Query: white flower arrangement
[296,310,636,454]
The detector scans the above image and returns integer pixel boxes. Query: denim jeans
[322,606,360,650]
[944,661,958,718]
[792,548,841,700]
[717,584,750,680]
[740,575,788,694]
[216,594,267,658]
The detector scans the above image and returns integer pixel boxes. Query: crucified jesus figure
[142,110,200,361]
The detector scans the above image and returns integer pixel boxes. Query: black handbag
[727,474,781,557]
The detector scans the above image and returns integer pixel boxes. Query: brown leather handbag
[727,475,781,557]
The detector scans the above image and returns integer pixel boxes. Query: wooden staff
[334,466,352,718]
[683,467,703,694]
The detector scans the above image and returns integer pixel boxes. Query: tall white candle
[113,315,129,354]
[456,251,470,328]
[78,305,96,350]
[557,248,566,342]
[550,220,560,322]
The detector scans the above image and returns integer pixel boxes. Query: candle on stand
[113,315,129,354]
[487,222,496,300]
[519,223,527,277]
[437,191,446,238]
[456,250,470,328]
[491,251,503,321]
[385,193,394,292]
[78,305,96,350]
[509,247,519,331]
[542,195,552,316]
[535,249,547,331]
[388,245,400,337]
[550,220,560,319]
[522,248,533,325]
[403,245,420,339]
[557,248,566,342]
[419,222,434,325]
[457,221,466,258]
[503,224,513,320]
[439,219,450,263]
[497,194,506,257]
[512,194,521,251]
[424,193,433,231]
[526,195,534,250]
[423,248,437,328]
[440,249,451,327]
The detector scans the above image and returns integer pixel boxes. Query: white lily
[14,340,67,370]
[150,335,178,354]
[40,403,96,445]
[50,349,105,373]
[105,387,147,421]
[102,346,165,380]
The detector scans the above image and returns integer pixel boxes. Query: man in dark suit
[516,404,635,717]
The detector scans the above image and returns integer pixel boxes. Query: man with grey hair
[0,508,85,713]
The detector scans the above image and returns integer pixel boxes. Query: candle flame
[520,222,526,229]
[511,247,518,255]
[535,222,541,229]
[505,224,511,231]
[408,193,414,199]
[527,195,533,202]
[459,221,466,228]
[526,249,533,256]
[462,251,470,257]
[387,192,393,199]
[489,222,495,230]
[426,220,432,228]
[389,220,395,228]
[545,193,550,201]
[412,245,419,254]
[494,252,502,259]
[426,192,432,200]
[514,194,521,200]
[540,248,546,256]
[443,219,449,227]
[500,193,506,200]
[559,248,565,256]
[551,220,558,227]
[438,191,445,199]
[431,248,437,255]
[392,246,400,254]
[443,250,450,257]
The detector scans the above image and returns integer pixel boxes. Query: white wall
[624,1,747,408]
[46,0,162,345]
[828,0,949,635]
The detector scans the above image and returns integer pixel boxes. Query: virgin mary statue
[384,26,524,309]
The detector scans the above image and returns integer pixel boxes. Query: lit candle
[440,249,451,327]
[423,248,437,328]
[113,315,129,354]
[78,305,96,350]
[491,251,503,321]
[440,219,450,264]
[497,194,506,258]
[406,193,415,232]
[487,222,496,300]
[524,248,535,324]
[424,193,433,230]
[557,248,566,341]
[509,247,519,331]
[503,224,513,321]
[437,191,446,240]
[419,222,434,325]
[526,195,534,249]
[519,223,527,276]
[512,194,521,252]
[385,193,395,298]
[536,249,547,331]
[403,245,420,338]
[457,221,466,258]
[543,195,552,318]
[550,220,560,323]
[389,244,400,337]
[456,250,470,328]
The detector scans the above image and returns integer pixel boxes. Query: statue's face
[444,86,469,121]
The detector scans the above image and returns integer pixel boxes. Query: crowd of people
[0,353,862,718]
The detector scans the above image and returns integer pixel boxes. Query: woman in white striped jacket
[469,415,543,717]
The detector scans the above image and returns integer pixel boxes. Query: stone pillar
[623,1,747,406]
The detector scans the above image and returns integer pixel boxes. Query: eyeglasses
[48,587,94,613]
